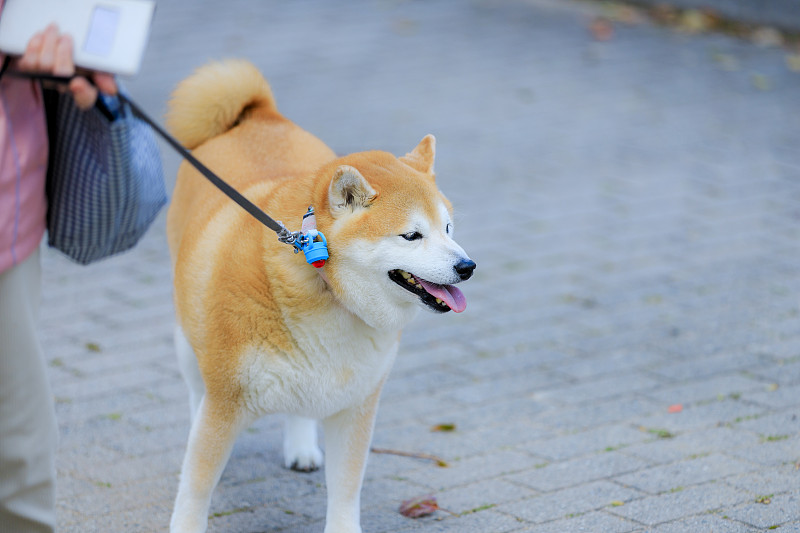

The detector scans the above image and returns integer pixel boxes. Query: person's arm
[16,23,117,110]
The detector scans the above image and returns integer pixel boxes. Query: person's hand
[17,23,117,110]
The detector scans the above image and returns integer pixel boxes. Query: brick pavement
[39,0,800,531]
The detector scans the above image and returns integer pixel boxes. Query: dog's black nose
[454,259,476,281]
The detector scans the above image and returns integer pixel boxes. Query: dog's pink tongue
[418,279,467,313]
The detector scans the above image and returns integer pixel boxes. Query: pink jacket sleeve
[0,59,49,273]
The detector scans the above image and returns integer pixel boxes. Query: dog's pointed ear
[400,134,436,176]
[328,165,377,218]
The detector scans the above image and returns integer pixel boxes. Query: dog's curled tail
[166,59,277,149]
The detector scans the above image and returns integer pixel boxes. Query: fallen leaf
[590,17,614,41]
[767,383,779,392]
[399,495,439,518]
[668,404,683,413]
[610,500,625,507]
[431,423,456,432]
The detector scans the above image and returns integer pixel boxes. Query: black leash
[117,91,286,234]
[3,70,328,263]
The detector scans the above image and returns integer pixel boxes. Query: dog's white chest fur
[239,309,399,420]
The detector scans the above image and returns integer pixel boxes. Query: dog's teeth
[435,298,443,304]
[401,271,411,280]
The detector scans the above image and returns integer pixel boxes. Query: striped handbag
[44,88,167,265]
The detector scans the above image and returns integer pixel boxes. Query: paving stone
[402,449,543,490]
[745,383,800,410]
[67,503,172,533]
[725,465,800,498]
[735,411,800,439]
[643,374,768,407]
[535,371,661,406]
[508,451,649,492]
[553,349,661,381]
[523,424,652,461]
[613,453,758,495]
[59,475,175,517]
[497,480,643,524]
[374,417,552,462]
[632,399,767,434]
[622,426,763,465]
[608,483,752,526]
[381,366,474,400]
[70,447,183,486]
[515,511,641,533]
[730,435,800,468]
[648,514,758,533]
[648,353,767,382]
[206,505,309,532]
[530,396,664,433]
[412,395,552,433]
[436,478,536,515]
[393,510,525,533]
[50,367,174,402]
[438,369,566,406]
[724,491,800,530]
[457,349,568,380]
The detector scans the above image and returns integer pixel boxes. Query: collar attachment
[278,206,328,268]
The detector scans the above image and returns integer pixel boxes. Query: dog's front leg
[170,396,247,533]
[321,384,383,533]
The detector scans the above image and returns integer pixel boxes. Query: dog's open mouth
[388,269,466,313]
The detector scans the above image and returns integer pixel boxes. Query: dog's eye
[401,231,423,241]
[446,223,452,235]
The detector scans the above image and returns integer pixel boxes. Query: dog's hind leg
[175,324,204,422]
[171,396,248,533]
[283,415,324,472]
[321,384,383,533]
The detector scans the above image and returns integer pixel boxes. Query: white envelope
[0,0,155,76]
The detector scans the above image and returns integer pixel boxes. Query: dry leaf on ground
[399,495,439,518]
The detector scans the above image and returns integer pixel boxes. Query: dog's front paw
[284,444,324,472]
[283,416,323,472]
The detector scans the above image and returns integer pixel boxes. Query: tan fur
[166,60,470,533]
[165,59,277,149]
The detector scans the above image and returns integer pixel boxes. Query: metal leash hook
[277,207,329,268]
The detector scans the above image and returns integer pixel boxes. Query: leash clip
[296,230,328,268]
[278,207,329,268]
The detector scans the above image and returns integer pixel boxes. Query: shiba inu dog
[165,59,475,533]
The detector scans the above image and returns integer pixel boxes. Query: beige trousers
[0,248,57,533]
